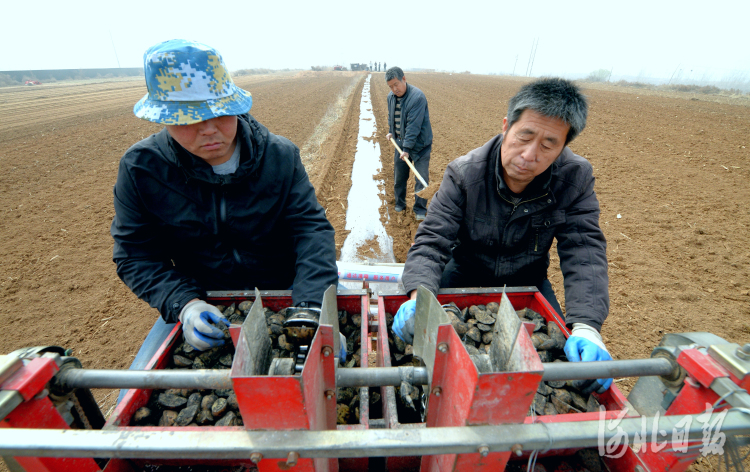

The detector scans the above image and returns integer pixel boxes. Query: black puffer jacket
[111,114,338,322]
[402,134,609,331]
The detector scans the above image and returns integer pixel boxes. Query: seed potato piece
[158,393,188,410]
[158,410,178,427]
[211,397,228,417]
[175,404,199,426]
[216,411,237,427]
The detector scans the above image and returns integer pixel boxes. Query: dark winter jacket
[111,114,338,323]
[402,135,609,331]
[387,83,433,157]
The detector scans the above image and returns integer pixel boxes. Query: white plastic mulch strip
[339,74,396,266]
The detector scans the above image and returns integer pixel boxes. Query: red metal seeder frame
[377,288,634,472]
[1,287,747,472]
[104,290,372,472]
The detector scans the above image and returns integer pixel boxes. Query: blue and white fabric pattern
[134,39,253,125]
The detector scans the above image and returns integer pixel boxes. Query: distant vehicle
[25,80,41,86]
[333,65,343,71]
[350,63,369,72]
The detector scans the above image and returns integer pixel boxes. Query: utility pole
[512,55,518,76]
[109,30,121,68]
[668,63,681,85]
[526,39,536,77]
[527,38,539,77]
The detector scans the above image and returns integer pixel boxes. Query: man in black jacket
[393,78,613,394]
[385,67,433,220]
[111,39,337,362]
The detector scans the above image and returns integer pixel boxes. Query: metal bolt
[511,443,523,457]
[250,452,263,464]
[287,451,299,467]
[432,387,442,397]
[325,390,335,400]
[437,343,448,353]
[477,445,489,457]
[634,465,645,472]
[322,346,333,357]
[736,344,750,361]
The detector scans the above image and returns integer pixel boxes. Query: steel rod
[540,358,675,382]
[0,411,747,459]
[336,366,429,388]
[56,358,675,390]
[57,369,234,390]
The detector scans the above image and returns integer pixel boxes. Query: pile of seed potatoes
[445,302,602,416]
[384,302,603,421]
[336,310,363,424]
[335,310,382,425]
[130,301,271,428]
[130,301,379,427]
[385,312,425,424]
[130,338,241,427]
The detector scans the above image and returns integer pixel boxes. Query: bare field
[369,73,750,389]
[0,72,359,420]
[0,72,748,458]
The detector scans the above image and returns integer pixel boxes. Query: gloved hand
[338,333,347,363]
[393,299,416,344]
[564,323,613,394]
[179,300,229,351]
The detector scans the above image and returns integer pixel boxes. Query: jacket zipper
[497,191,549,221]
[219,187,243,265]
[494,191,550,276]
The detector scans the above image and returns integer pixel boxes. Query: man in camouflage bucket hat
[111,40,338,396]
[133,39,253,125]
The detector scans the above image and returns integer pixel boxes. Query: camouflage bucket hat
[133,39,252,125]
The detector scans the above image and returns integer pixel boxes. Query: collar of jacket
[164,113,267,185]
[400,83,412,100]
[493,134,556,200]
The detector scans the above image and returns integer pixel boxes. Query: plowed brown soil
[369,73,750,393]
[0,72,359,420]
[0,72,748,469]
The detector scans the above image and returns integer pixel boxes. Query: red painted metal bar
[633,347,736,472]
[377,294,423,472]
[338,293,372,472]
[0,357,101,472]
[424,293,543,472]
[378,288,635,472]
[105,292,373,472]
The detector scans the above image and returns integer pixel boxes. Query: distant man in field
[392,78,614,394]
[111,39,338,382]
[385,66,433,221]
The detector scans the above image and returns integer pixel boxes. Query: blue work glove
[564,323,613,394]
[393,299,416,344]
[179,300,229,351]
[338,333,347,363]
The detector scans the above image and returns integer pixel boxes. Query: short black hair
[385,67,404,82]
[506,78,588,145]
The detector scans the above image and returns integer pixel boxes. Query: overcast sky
[3,0,749,83]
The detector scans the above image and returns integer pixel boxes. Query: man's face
[500,110,570,193]
[387,76,408,97]
[166,115,238,165]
